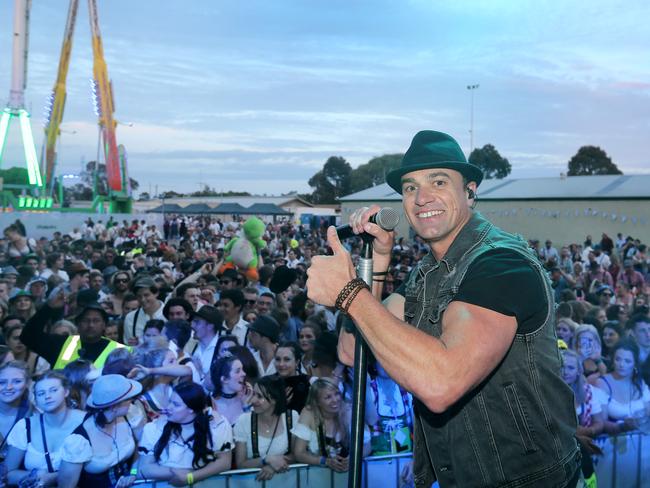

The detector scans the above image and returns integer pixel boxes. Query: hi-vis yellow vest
[53,335,128,370]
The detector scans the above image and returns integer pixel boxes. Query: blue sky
[1,0,648,196]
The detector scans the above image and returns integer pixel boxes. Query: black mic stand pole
[348,235,373,488]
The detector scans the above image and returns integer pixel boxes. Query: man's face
[183,287,201,310]
[400,169,473,249]
[5,274,17,288]
[219,276,236,291]
[30,282,46,298]
[168,305,190,321]
[136,287,159,309]
[256,295,274,315]
[633,321,650,349]
[74,272,89,288]
[25,258,39,273]
[217,298,239,322]
[105,324,119,342]
[90,274,104,291]
[243,292,258,313]
[77,310,106,341]
[113,273,130,292]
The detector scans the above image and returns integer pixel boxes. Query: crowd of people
[0,215,648,487]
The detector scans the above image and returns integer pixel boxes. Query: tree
[307,156,352,204]
[468,144,511,179]
[567,146,622,176]
[349,154,403,193]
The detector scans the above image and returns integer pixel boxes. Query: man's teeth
[418,210,444,218]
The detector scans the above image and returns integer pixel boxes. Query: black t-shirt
[395,248,548,334]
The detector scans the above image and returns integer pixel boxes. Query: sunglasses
[115,278,129,283]
[245,299,257,305]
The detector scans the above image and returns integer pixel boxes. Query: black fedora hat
[247,315,280,343]
[386,130,483,194]
[192,305,223,330]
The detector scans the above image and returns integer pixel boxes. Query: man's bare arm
[346,289,516,413]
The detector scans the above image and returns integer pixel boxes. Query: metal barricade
[132,453,413,488]
[594,431,650,488]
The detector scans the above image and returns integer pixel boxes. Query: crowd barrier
[130,432,650,487]
[133,452,412,488]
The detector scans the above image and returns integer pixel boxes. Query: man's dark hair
[219,289,245,311]
[176,282,199,299]
[626,313,650,332]
[162,297,193,320]
[258,265,274,286]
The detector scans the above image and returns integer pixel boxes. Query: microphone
[336,207,400,240]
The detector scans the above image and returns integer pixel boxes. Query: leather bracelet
[342,281,369,314]
[335,278,367,311]
[372,271,388,276]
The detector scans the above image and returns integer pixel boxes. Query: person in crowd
[40,253,70,282]
[123,276,165,346]
[210,355,250,425]
[121,293,140,321]
[560,349,605,438]
[58,374,142,488]
[61,359,98,410]
[161,320,197,379]
[4,323,49,375]
[190,305,223,382]
[175,283,202,312]
[601,320,624,365]
[9,290,36,322]
[256,292,275,316]
[215,334,239,361]
[139,382,233,486]
[107,271,131,316]
[298,320,322,376]
[51,319,77,337]
[274,341,311,412]
[310,332,342,382]
[0,361,31,460]
[27,276,49,308]
[628,313,650,364]
[234,375,298,480]
[131,348,179,421]
[292,377,370,472]
[227,345,261,383]
[368,360,413,456]
[556,316,577,349]
[142,319,165,347]
[216,289,249,346]
[595,339,650,435]
[5,371,86,486]
[242,287,259,315]
[21,291,127,370]
[247,315,280,376]
[162,297,193,323]
[4,224,35,266]
[575,324,608,385]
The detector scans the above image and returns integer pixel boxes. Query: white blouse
[233,411,299,459]
[60,417,136,474]
[291,421,369,456]
[139,415,233,469]
[6,412,84,472]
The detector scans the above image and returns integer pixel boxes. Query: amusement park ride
[0,0,132,213]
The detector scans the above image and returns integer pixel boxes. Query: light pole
[467,84,479,154]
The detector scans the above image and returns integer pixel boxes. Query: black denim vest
[404,213,579,488]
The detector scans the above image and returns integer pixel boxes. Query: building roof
[178,203,213,214]
[146,203,183,213]
[211,203,247,214]
[339,174,650,201]
[243,203,292,215]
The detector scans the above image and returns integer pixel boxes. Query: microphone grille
[375,207,400,231]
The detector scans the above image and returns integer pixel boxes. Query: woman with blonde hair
[292,377,370,473]
[5,370,85,486]
[575,323,607,385]
[0,360,31,460]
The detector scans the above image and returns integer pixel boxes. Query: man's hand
[306,227,356,307]
[349,205,395,256]
[48,289,66,309]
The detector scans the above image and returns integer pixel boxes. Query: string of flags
[483,208,647,226]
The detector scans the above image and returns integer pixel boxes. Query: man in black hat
[20,289,127,369]
[307,130,579,487]
[190,304,224,381]
[246,315,279,376]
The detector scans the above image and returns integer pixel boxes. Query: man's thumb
[327,226,344,254]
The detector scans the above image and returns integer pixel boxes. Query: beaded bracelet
[335,278,367,311]
[342,281,369,314]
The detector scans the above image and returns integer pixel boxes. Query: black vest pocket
[503,382,538,454]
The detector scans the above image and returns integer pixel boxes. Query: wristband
[335,278,367,311]
[130,468,138,476]
[261,456,267,466]
[320,456,327,466]
[342,282,368,314]
[372,271,388,276]
[187,472,194,485]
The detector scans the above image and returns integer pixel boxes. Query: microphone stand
[348,235,373,488]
